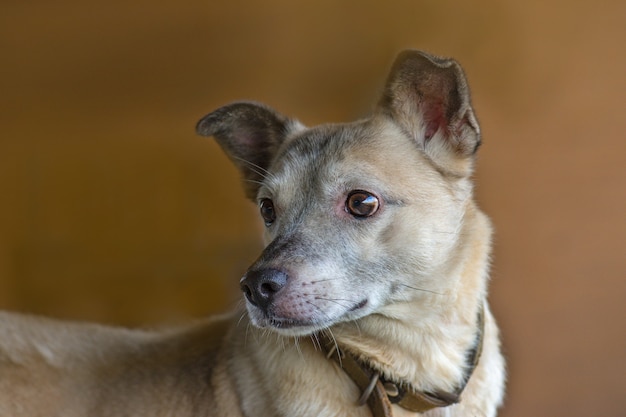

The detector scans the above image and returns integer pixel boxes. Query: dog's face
[197,50,481,336]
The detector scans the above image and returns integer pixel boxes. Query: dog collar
[320,304,484,416]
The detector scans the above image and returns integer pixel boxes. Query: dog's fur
[0,50,505,417]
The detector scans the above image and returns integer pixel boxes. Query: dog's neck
[330,206,491,396]
[319,305,484,416]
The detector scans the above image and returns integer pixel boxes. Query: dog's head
[197,50,482,336]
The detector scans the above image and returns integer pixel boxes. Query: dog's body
[0,50,505,416]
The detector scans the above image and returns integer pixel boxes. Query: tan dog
[0,50,505,417]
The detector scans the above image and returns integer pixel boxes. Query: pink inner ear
[423,99,446,141]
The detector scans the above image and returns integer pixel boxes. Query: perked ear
[196,102,297,200]
[378,50,481,175]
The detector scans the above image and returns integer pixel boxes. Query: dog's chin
[246,298,370,337]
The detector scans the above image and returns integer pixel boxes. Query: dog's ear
[196,102,297,200]
[378,50,480,175]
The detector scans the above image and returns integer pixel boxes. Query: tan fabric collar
[320,305,485,416]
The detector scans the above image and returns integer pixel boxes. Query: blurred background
[1,0,624,416]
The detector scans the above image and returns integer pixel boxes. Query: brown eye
[346,191,379,218]
[259,198,276,226]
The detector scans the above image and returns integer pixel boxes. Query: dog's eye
[259,198,276,226]
[346,191,379,218]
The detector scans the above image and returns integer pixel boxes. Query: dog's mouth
[349,298,368,312]
[267,318,310,329]
[257,298,369,333]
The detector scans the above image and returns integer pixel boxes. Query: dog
[0,50,505,417]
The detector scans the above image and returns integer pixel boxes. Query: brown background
[1,1,624,416]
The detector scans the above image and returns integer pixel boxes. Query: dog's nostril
[241,269,288,310]
[259,281,281,296]
[241,283,255,305]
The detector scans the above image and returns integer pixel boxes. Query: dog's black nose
[240,268,287,310]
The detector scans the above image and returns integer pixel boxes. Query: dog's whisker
[236,311,248,327]
[309,333,322,352]
[397,283,443,295]
[303,300,344,363]
[304,300,331,318]
[293,336,305,360]
[244,321,252,348]
[304,300,342,331]
[324,328,338,349]
[321,328,342,368]
[314,296,358,309]
[232,155,276,181]
[243,179,266,187]
[309,278,337,284]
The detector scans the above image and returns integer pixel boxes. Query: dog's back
[0,311,240,417]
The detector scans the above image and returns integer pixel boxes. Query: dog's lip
[349,299,368,312]
[268,318,313,329]
[266,299,367,329]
